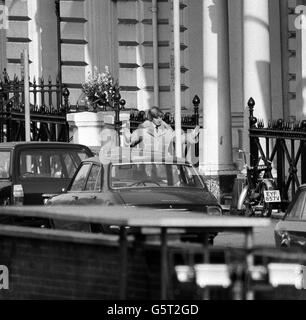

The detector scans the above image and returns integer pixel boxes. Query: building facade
[1,0,306,196]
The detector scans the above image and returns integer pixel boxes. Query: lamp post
[55,0,62,90]
[112,88,126,146]
[193,95,200,167]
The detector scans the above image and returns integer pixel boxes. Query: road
[214,217,279,248]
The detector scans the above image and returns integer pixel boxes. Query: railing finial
[192,95,200,107]
[248,97,257,128]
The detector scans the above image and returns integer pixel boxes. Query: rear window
[0,151,10,179]
[19,149,89,179]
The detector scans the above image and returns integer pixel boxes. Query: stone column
[243,0,272,149]
[0,0,7,72]
[296,1,306,118]
[201,0,236,200]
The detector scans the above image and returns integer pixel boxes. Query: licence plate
[264,190,281,203]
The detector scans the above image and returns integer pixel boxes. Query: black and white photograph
[0,0,306,305]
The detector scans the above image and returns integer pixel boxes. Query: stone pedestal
[66,111,130,153]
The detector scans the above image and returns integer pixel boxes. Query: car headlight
[206,206,222,215]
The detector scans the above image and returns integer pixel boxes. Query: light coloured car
[47,148,222,240]
[275,185,306,248]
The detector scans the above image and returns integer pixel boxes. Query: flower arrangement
[81,66,119,108]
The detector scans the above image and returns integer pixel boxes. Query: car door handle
[72,196,79,201]
[90,196,97,200]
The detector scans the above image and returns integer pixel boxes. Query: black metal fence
[248,97,306,207]
[0,69,71,142]
[75,89,200,133]
[1,67,200,166]
[129,95,200,133]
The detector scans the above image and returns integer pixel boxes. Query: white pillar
[173,0,182,157]
[27,0,42,79]
[243,0,271,149]
[296,5,306,118]
[202,0,234,175]
[0,0,7,72]
[152,0,159,108]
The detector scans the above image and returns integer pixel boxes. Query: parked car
[0,142,94,206]
[47,148,222,241]
[275,185,306,248]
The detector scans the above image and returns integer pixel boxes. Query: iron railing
[0,69,70,142]
[129,95,200,133]
[75,88,200,165]
[248,97,306,206]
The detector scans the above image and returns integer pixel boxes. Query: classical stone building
[1,0,306,196]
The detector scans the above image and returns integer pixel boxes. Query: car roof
[0,141,90,150]
[83,148,192,165]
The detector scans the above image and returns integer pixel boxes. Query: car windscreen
[0,151,10,179]
[287,189,306,220]
[19,149,89,179]
[110,163,207,189]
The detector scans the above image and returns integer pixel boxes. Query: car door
[51,163,103,232]
[77,164,104,204]
[276,189,306,247]
[17,147,92,205]
[62,162,92,205]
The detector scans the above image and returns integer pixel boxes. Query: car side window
[19,149,91,179]
[288,190,306,220]
[63,151,89,178]
[0,151,10,179]
[70,163,91,191]
[84,165,102,191]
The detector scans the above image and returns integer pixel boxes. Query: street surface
[214,217,279,248]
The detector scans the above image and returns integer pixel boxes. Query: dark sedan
[47,148,222,238]
[275,185,306,248]
[0,142,94,207]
